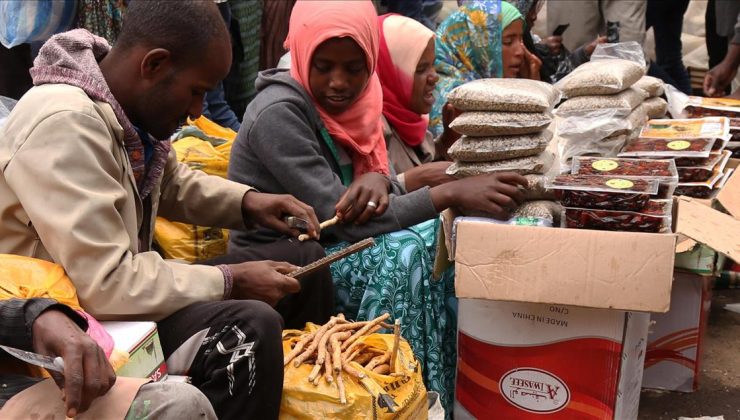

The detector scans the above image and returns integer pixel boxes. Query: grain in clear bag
[556,87,647,117]
[447,78,561,113]
[447,130,552,162]
[447,151,554,177]
[643,97,668,119]
[632,76,665,98]
[449,111,552,136]
[555,58,645,98]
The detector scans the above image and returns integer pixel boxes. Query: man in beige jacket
[0,2,333,419]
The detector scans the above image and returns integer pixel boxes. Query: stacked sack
[443,79,563,225]
[633,75,668,119]
[554,58,651,170]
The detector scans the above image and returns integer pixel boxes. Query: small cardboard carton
[450,181,740,313]
[455,299,650,419]
[642,272,713,392]
[102,321,167,382]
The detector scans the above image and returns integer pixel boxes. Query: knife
[0,344,65,373]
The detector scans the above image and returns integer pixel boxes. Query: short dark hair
[115,0,230,63]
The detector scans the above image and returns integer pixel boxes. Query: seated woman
[429,1,540,135]
[376,14,456,187]
[227,0,527,411]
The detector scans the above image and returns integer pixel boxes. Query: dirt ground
[639,289,740,420]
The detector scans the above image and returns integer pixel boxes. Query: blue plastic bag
[0,0,77,48]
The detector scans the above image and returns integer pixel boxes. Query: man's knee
[128,381,217,419]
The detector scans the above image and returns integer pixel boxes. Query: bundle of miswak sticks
[283,312,403,404]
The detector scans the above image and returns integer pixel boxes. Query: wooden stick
[341,325,381,361]
[337,372,347,404]
[341,313,391,351]
[284,331,316,366]
[372,364,390,375]
[365,352,390,371]
[324,341,334,384]
[298,215,340,241]
[390,319,401,374]
[293,317,341,367]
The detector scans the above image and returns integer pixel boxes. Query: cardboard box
[674,243,727,275]
[102,321,167,382]
[642,272,713,392]
[451,196,740,313]
[455,299,650,419]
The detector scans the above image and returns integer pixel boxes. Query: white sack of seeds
[447,130,553,162]
[633,75,665,98]
[643,97,669,119]
[446,150,554,177]
[555,87,648,117]
[447,78,561,113]
[449,111,552,136]
[555,58,645,98]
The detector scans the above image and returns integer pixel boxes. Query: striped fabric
[0,0,77,48]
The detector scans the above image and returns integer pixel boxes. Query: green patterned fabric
[326,218,457,416]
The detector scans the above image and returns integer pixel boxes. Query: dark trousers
[158,300,283,420]
[646,0,691,94]
[157,239,334,419]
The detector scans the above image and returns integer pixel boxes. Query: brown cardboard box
[451,181,740,313]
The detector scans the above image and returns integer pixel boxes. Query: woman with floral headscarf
[429,0,541,135]
[227,1,528,413]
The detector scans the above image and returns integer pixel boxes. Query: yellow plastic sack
[0,254,81,310]
[280,324,428,420]
[154,116,234,262]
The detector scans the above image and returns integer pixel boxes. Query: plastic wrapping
[643,97,668,119]
[632,75,665,98]
[554,58,645,98]
[557,132,628,172]
[449,111,552,136]
[447,78,561,113]
[674,169,727,199]
[0,1,78,48]
[547,174,659,211]
[676,150,730,183]
[0,96,17,131]
[684,96,740,119]
[571,156,678,198]
[557,104,647,140]
[562,207,671,233]
[447,151,554,177]
[619,137,716,159]
[590,41,648,68]
[555,87,647,117]
[639,117,731,141]
[522,174,557,201]
[447,131,552,162]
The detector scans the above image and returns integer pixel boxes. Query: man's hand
[242,191,320,239]
[584,35,607,57]
[32,309,116,418]
[544,35,563,55]
[431,172,527,220]
[229,261,301,306]
[519,46,543,81]
[704,43,740,97]
[335,172,390,224]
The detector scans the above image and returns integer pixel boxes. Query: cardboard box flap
[675,197,740,261]
[716,164,740,218]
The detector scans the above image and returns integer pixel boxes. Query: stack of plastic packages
[618,117,733,199]
[633,76,668,119]
[553,42,652,170]
[443,78,563,226]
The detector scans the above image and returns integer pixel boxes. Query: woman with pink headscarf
[227,1,526,411]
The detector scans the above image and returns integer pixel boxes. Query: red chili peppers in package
[563,207,671,233]
[546,175,659,211]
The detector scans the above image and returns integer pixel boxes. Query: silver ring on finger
[366,201,378,209]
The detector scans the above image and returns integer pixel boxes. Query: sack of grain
[522,174,557,201]
[555,58,645,97]
[447,78,562,113]
[449,111,552,136]
[448,130,552,162]
[446,151,554,177]
[643,97,669,119]
[633,75,665,98]
[556,87,648,117]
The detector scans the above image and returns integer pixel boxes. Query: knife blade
[0,344,65,373]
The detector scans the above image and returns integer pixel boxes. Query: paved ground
[639,288,740,420]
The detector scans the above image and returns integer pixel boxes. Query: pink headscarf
[285,0,389,177]
[377,14,435,147]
